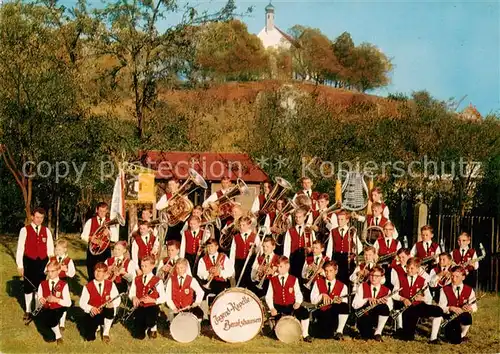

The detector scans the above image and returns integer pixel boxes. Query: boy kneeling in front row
[265,256,312,343]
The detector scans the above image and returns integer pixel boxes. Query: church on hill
[257,2,294,50]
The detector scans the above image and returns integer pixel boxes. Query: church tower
[265,2,275,32]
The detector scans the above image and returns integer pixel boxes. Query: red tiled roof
[275,26,299,48]
[137,151,269,182]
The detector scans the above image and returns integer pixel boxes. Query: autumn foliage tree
[196,20,269,82]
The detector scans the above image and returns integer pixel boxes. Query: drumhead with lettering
[210,287,264,343]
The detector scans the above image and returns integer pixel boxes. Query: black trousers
[253,278,270,298]
[86,248,111,280]
[290,249,306,279]
[314,303,349,325]
[39,307,66,328]
[332,253,353,285]
[401,303,443,339]
[235,258,253,289]
[356,304,390,339]
[23,256,48,294]
[166,224,183,243]
[274,304,309,320]
[464,270,477,289]
[205,280,229,306]
[133,305,160,338]
[84,307,114,341]
[185,253,197,275]
[443,312,472,344]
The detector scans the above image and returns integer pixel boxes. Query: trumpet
[304,258,326,290]
[203,256,225,290]
[255,257,275,290]
[271,199,297,235]
[157,259,176,282]
[107,258,125,283]
[355,288,401,318]
[203,179,249,222]
[311,202,341,231]
[390,285,429,319]
[377,251,398,265]
[355,262,375,284]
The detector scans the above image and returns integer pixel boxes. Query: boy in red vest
[160,240,192,281]
[105,241,138,294]
[230,216,260,288]
[352,266,393,341]
[283,208,315,279]
[180,216,210,272]
[370,187,390,219]
[264,198,289,255]
[180,205,203,234]
[129,255,166,339]
[310,193,338,242]
[349,246,378,293]
[44,239,74,329]
[79,262,121,342]
[131,220,159,266]
[36,261,71,344]
[392,257,443,342]
[301,240,328,288]
[156,177,184,242]
[81,202,118,280]
[251,180,272,219]
[429,252,453,303]
[197,239,234,304]
[251,236,279,297]
[16,207,54,321]
[325,211,361,284]
[131,207,158,238]
[310,261,349,340]
[165,258,204,319]
[451,232,479,288]
[438,266,477,344]
[293,177,319,211]
[410,225,441,271]
[265,256,312,342]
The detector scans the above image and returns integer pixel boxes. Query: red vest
[41,279,66,309]
[134,275,161,307]
[415,241,439,258]
[86,280,113,308]
[216,190,225,199]
[366,215,388,228]
[105,257,131,284]
[90,216,110,235]
[184,229,204,255]
[171,275,194,309]
[362,282,390,299]
[203,253,226,282]
[267,211,278,229]
[288,226,313,254]
[397,273,426,304]
[377,237,399,256]
[234,232,257,260]
[316,278,345,311]
[134,234,156,260]
[331,228,352,253]
[297,190,320,210]
[443,284,473,307]
[452,248,476,269]
[24,225,49,260]
[49,256,71,279]
[258,194,266,209]
[270,275,297,306]
[256,254,279,279]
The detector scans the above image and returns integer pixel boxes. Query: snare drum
[210,287,264,343]
[170,312,200,343]
[275,316,302,343]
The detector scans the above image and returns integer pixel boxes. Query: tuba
[271,199,298,239]
[89,214,125,255]
[161,169,207,227]
[202,178,249,222]
[259,177,292,216]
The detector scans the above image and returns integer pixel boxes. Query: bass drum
[275,315,302,343]
[210,287,264,343]
[170,312,200,343]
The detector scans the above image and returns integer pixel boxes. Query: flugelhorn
[304,258,326,290]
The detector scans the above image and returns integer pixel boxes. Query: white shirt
[180,228,211,258]
[392,274,431,304]
[438,283,478,314]
[131,233,160,264]
[197,252,235,280]
[314,209,338,231]
[45,255,76,278]
[128,273,166,305]
[265,273,303,311]
[16,223,54,268]
[132,223,159,237]
[373,237,402,255]
[79,280,121,313]
[325,226,363,259]
[352,283,394,311]
[301,254,324,279]
[156,194,170,211]
[165,275,204,311]
[229,232,261,262]
[202,189,230,208]
[251,195,268,214]
[310,279,348,305]
[81,217,119,243]
[457,247,479,270]
[37,278,71,307]
[283,224,316,258]
[250,253,277,281]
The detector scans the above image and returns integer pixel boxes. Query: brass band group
[16,172,484,345]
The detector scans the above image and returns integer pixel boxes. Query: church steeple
[265,2,275,32]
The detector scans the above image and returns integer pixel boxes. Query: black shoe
[102,335,110,344]
[374,334,383,342]
[23,312,31,321]
[333,332,344,340]
[429,339,440,345]
[60,327,65,333]
[147,330,157,339]
[56,338,64,345]
[303,336,313,343]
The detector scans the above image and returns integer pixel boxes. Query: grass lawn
[0,234,498,353]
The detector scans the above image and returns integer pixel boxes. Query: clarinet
[355,288,401,318]
[390,284,429,319]
[124,288,154,321]
[315,293,351,309]
[95,292,125,314]
[440,294,485,329]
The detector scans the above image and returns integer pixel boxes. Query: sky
[55,0,500,115]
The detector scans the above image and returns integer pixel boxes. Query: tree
[348,43,393,92]
[332,31,355,87]
[196,20,269,82]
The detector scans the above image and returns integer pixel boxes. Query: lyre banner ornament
[341,171,369,211]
